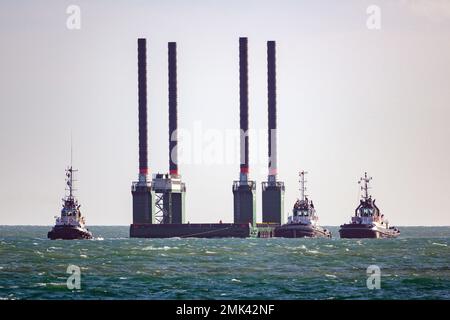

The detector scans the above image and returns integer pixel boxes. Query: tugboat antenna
[70,134,73,198]
[70,132,73,169]
[299,171,308,201]
[66,134,77,199]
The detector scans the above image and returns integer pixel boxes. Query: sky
[0,0,449,226]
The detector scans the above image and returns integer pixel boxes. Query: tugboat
[339,172,400,239]
[275,171,331,238]
[48,165,93,240]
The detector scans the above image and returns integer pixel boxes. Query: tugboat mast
[358,172,372,201]
[299,171,308,201]
[66,140,77,200]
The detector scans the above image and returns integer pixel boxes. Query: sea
[0,226,449,300]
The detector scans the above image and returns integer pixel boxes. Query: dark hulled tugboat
[339,172,400,239]
[275,171,331,238]
[48,166,93,240]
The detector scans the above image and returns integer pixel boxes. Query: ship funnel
[267,40,277,182]
[137,38,148,181]
[239,37,249,182]
[168,42,178,176]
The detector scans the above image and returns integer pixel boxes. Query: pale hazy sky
[1,0,449,226]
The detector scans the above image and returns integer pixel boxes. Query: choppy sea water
[0,226,449,300]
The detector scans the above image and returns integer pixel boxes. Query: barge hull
[130,223,252,238]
